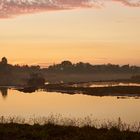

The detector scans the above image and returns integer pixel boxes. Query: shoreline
[44,85,140,96]
[1,81,140,97]
[0,116,140,140]
[15,85,140,97]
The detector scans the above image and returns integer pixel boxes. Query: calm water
[0,88,140,124]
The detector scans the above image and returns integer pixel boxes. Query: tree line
[0,58,140,74]
[46,61,140,74]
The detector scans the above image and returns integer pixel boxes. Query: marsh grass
[0,115,140,131]
[0,115,140,140]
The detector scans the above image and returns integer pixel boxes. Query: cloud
[0,0,103,18]
[0,0,140,18]
[112,0,140,7]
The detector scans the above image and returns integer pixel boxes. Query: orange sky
[0,1,140,66]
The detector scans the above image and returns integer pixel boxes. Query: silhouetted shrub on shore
[27,73,45,87]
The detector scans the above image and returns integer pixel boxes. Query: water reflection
[1,86,140,99]
[70,82,140,88]
[0,89,140,124]
[90,82,140,88]
[0,87,8,98]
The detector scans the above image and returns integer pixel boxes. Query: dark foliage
[27,73,45,87]
[0,58,140,75]
[0,123,140,140]
[0,57,140,85]
[131,75,140,82]
[45,84,140,96]
[47,61,140,74]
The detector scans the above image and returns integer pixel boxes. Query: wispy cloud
[0,0,102,18]
[0,0,140,18]
[113,0,140,7]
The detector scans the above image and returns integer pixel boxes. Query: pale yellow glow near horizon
[0,2,140,66]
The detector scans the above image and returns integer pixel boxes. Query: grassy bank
[17,83,140,96]
[0,123,140,140]
[44,84,140,96]
[0,116,140,140]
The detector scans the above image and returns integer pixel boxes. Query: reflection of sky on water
[71,82,140,88]
[90,83,140,87]
[0,89,140,125]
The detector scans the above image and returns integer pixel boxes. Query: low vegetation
[44,84,140,96]
[0,116,140,140]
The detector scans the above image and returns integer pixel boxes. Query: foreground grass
[0,123,140,140]
[0,116,140,140]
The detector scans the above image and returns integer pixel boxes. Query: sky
[0,0,140,66]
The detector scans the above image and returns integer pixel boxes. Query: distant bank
[0,57,140,86]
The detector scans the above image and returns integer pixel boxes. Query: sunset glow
[0,0,140,66]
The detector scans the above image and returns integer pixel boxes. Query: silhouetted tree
[1,57,8,65]
[61,61,72,66]
[47,60,140,74]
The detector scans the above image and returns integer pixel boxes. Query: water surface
[71,82,140,88]
[0,88,140,124]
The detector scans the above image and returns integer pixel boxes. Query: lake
[0,88,140,124]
